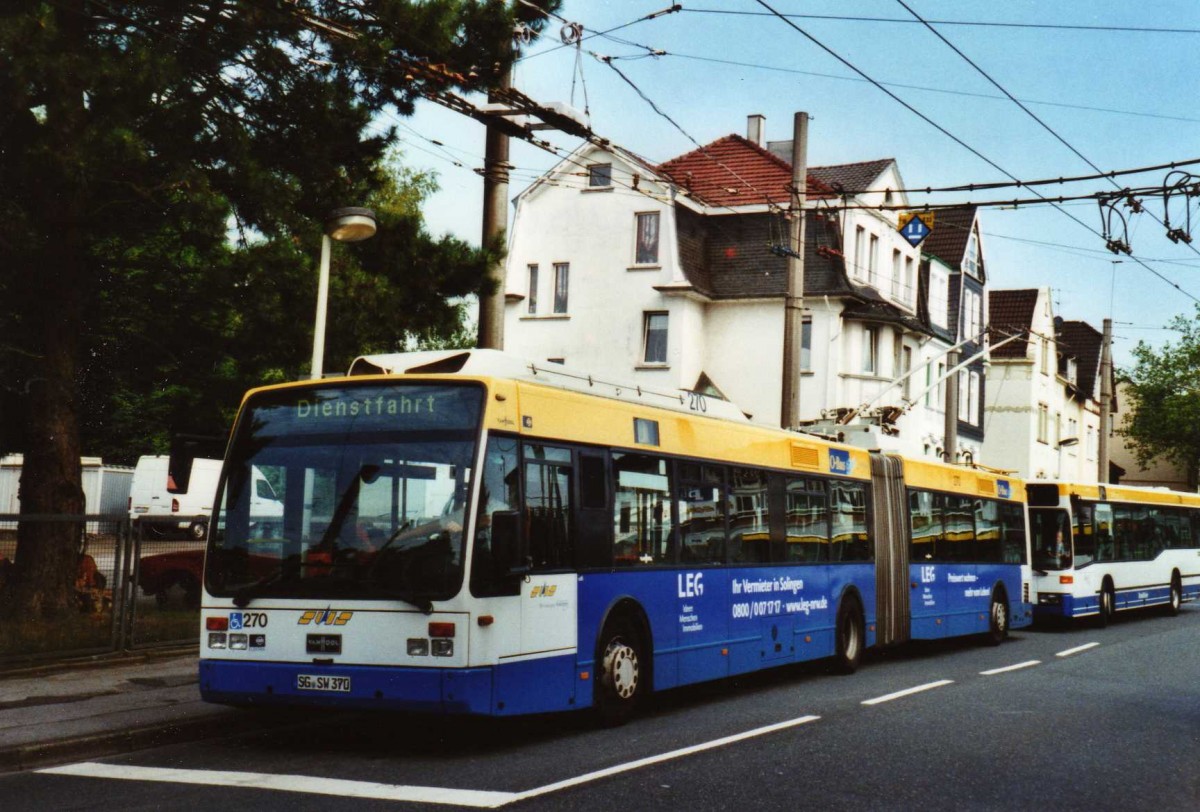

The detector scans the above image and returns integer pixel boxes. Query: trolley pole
[1098,317,1113,483]
[781,111,809,430]
[944,350,959,462]
[477,70,511,351]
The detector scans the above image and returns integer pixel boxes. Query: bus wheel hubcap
[993,601,1006,633]
[603,640,638,699]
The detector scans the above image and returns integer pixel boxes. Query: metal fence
[0,513,204,665]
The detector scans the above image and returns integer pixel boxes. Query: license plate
[296,674,351,692]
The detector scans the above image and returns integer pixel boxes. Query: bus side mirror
[489,510,529,576]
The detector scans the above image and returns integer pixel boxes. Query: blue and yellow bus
[198,350,1031,723]
[1028,481,1200,624]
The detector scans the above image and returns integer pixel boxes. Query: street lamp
[310,207,377,379]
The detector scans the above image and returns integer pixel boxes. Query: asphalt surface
[1,606,1198,809]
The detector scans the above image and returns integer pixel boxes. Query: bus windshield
[1030,507,1072,571]
[206,382,484,607]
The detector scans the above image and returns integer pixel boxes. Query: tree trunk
[0,0,88,620]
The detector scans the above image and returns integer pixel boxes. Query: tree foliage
[1120,305,1200,490]
[0,0,556,616]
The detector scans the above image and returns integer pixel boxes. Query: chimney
[747,114,765,147]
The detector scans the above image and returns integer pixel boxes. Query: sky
[393,0,1200,370]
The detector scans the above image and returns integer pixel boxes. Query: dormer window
[1066,357,1078,385]
[965,231,979,277]
[588,163,612,188]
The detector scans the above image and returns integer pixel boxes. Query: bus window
[1093,503,1114,562]
[1000,502,1027,564]
[677,464,725,565]
[909,489,941,562]
[939,494,976,562]
[728,467,769,565]
[785,477,828,563]
[470,435,522,596]
[612,453,673,566]
[830,481,870,562]
[1073,503,1095,566]
[524,444,572,571]
[1030,508,1071,570]
[976,500,1001,562]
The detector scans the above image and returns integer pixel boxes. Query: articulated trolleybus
[1027,481,1200,624]
[199,350,1031,722]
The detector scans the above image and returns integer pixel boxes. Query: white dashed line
[42,715,824,808]
[38,763,517,808]
[861,679,954,706]
[1056,642,1100,658]
[980,660,1041,676]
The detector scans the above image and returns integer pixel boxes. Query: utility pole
[781,111,809,430]
[944,350,959,463]
[1098,317,1113,483]
[477,70,512,351]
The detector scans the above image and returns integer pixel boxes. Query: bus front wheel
[832,597,864,674]
[594,616,645,726]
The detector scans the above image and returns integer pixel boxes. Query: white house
[983,288,1106,481]
[503,115,980,460]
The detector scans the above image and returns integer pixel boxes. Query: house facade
[503,115,979,460]
[983,288,1106,481]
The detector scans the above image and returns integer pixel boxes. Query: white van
[129,455,221,539]
[129,455,284,540]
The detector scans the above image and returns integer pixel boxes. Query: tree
[0,0,557,617]
[1120,305,1200,491]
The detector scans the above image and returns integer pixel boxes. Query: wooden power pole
[781,111,809,430]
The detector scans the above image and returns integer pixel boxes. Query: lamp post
[310,207,377,379]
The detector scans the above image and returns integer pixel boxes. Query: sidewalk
[0,650,282,773]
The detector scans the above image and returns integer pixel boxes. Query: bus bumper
[199,659,494,715]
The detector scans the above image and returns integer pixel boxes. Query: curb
[0,645,198,679]
[0,707,305,774]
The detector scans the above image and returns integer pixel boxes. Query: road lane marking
[41,715,823,808]
[1056,642,1100,658]
[512,715,821,803]
[861,679,954,706]
[980,660,1041,676]
[38,763,518,808]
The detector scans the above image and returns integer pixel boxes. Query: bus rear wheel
[986,588,1008,646]
[1097,581,1116,628]
[594,616,645,726]
[832,598,864,674]
[1166,573,1182,616]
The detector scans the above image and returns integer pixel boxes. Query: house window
[863,326,879,374]
[1037,403,1049,444]
[588,163,612,187]
[967,370,980,426]
[904,256,915,305]
[868,234,879,286]
[635,212,660,265]
[1041,338,1051,376]
[965,230,979,277]
[892,249,902,299]
[854,226,865,279]
[1087,425,1097,460]
[958,371,970,422]
[643,312,668,364]
[902,346,913,399]
[962,288,982,341]
[553,262,569,314]
[801,318,812,371]
[527,264,538,314]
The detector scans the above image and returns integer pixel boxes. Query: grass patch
[0,611,113,659]
[132,608,200,646]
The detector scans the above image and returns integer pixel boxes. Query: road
[5,607,1199,810]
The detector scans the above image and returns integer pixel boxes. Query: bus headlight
[431,639,454,657]
[407,639,429,657]
[208,632,228,649]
